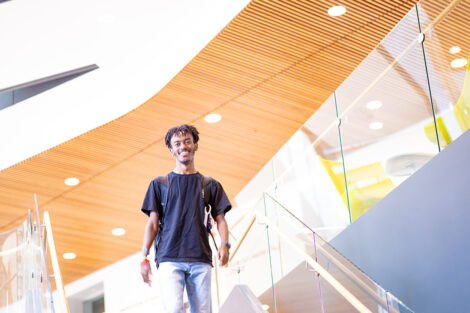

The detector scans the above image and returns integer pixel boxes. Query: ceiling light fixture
[64,177,80,186]
[63,252,76,260]
[261,304,270,311]
[451,58,467,68]
[204,113,222,123]
[112,228,126,236]
[366,100,383,110]
[328,5,347,16]
[369,122,383,130]
[449,46,461,54]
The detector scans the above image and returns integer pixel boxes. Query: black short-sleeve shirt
[141,172,231,266]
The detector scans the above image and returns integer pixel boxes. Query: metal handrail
[43,211,70,313]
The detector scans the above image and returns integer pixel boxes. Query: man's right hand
[141,260,152,286]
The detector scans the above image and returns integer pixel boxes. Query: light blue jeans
[158,262,212,313]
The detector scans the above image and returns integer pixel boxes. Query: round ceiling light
[112,228,126,236]
[328,5,347,16]
[63,252,76,260]
[369,122,383,130]
[451,58,467,68]
[449,46,461,54]
[64,177,80,186]
[204,113,222,123]
[366,100,383,110]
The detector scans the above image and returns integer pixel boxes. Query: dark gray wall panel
[331,130,470,313]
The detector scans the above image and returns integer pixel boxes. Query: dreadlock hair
[165,124,200,149]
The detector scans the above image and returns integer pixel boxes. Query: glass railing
[0,224,25,312]
[417,0,470,147]
[215,193,413,313]
[214,197,273,310]
[0,206,68,313]
[334,4,440,223]
[0,211,52,313]
[215,0,467,310]
[233,0,469,228]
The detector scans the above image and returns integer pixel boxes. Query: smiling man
[140,124,231,313]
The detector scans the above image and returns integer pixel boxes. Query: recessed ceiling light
[204,113,222,123]
[328,5,347,16]
[63,252,76,260]
[369,122,383,130]
[366,100,383,110]
[112,228,126,236]
[261,304,270,311]
[449,46,461,54]
[451,58,467,68]
[64,177,80,186]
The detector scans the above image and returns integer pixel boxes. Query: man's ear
[169,148,175,156]
[194,143,198,151]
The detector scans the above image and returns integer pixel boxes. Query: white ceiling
[0,0,250,170]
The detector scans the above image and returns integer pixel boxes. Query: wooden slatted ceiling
[0,0,423,284]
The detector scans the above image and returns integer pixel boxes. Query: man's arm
[141,211,158,285]
[215,213,230,266]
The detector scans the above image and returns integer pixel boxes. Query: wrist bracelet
[221,241,231,249]
[141,259,150,266]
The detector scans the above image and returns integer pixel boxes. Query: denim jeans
[158,261,212,313]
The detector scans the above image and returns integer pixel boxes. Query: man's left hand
[218,245,229,266]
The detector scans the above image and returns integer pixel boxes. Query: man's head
[165,124,199,149]
[165,124,199,165]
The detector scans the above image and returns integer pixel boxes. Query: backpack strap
[153,174,170,267]
[200,175,213,208]
[156,174,170,209]
[200,174,218,251]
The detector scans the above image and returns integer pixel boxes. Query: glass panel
[31,219,53,313]
[217,197,277,311]
[335,8,440,222]
[387,291,415,313]
[417,0,470,149]
[314,234,415,313]
[0,223,26,311]
[267,95,350,239]
[260,193,324,313]
[262,193,414,313]
[0,213,53,313]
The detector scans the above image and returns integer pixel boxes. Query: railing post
[43,211,70,313]
[34,195,56,313]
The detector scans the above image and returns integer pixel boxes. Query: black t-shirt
[141,172,231,267]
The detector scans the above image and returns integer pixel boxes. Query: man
[140,124,231,313]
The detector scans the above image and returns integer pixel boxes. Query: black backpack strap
[200,175,215,209]
[153,174,170,267]
[200,174,218,251]
[156,174,170,208]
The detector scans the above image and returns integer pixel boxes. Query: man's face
[169,132,198,165]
